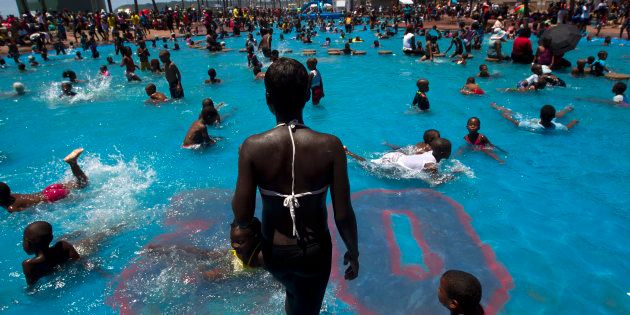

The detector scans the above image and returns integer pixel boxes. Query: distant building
[16,0,107,14]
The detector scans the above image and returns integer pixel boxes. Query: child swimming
[383,129,440,155]
[458,117,504,163]
[590,50,609,76]
[60,82,77,97]
[0,148,87,212]
[492,102,579,131]
[460,77,484,95]
[99,65,110,77]
[477,64,490,78]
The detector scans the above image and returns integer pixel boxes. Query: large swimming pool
[0,28,628,314]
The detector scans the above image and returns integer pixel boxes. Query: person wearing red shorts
[0,148,88,213]
[307,58,324,105]
[460,77,485,95]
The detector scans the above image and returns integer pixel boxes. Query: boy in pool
[137,40,150,71]
[160,50,184,99]
[514,64,544,91]
[106,56,115,65]
[62,70,83,84]
[477,64,490,78]
[201,98,224,123]
[342,43,353,55]
[60,82,77,97]
[204,68,221,84]
[612,82,629,107]
[460,77,484,95]
[438,270,485,315]
[590,51,609,76]
[145,83,168,103]
[182,106,219,148]
[345,138,452,178]
[492,102,579,130]
[121,47,141,82]
[307,58,324,105]
[22,221,79,285]
[74,51,83,60]
[0,148,87,212]
[458,117,503,163]
[412,79,430,111]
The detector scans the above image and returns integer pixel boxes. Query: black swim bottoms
[263,234,332,315]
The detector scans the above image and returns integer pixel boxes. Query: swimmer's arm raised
[566,119,579,129]
[331,139,359,280]
[232,140,257,226]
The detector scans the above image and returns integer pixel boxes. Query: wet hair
[24,221,54,250]
[466,77,475,84]
[0,182,15,205]
[612,82,627,95]
[586,56,595,64]
[62,70,76,80]
[100,65,107,72]
[202,98,214,108]
[208,68,217,78]
[430,138,452,161]
[271,50,279,59]
[416,78,429,89]
[145,83,156,94]
[18,63,26,71]
[61,82,72,91]
[159,50,170,60]
[597,50,608,59]
[264,58,309,114]
[604,36,611,44]
[423,129,440,143]
[479,64,488,70]
[540,104,557,122]
[200,106,218,124]
[306,57,317,68]
[440,270,483,313]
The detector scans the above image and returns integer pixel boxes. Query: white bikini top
[258,120,328,239]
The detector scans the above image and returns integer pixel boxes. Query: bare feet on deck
[64,148,84,164]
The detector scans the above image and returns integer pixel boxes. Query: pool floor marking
[382,209,443,280]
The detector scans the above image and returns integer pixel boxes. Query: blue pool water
[0,30,629,314]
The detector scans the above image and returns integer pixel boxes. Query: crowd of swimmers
[1,4,629,315]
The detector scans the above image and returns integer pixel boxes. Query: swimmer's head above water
[23,221,54,255]
[0,182,16,208]
[230,217,262,267]
[13,82,25,95]
[438,270,484,315]
[430,138,452,162]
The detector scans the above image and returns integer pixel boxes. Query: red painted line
[382,209,443,280]
[330,188,513,315]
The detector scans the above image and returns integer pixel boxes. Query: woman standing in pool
[232,58,359,315]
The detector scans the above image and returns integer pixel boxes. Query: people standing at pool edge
[232,58,359,315]
[160,50,184,99]
[0,148,88,212]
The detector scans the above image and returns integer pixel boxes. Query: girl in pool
[460,77,484,95]
[457,117,504,164]
[232,58,359,315]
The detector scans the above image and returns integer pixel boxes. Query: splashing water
[39,75,113,106]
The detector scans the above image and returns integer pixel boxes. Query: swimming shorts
[42,183,70,202]
[263,235,332,315]
[169,81,184,99]
[311,87,323,104]
[471,88,485,95]
[125,71,137,81]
